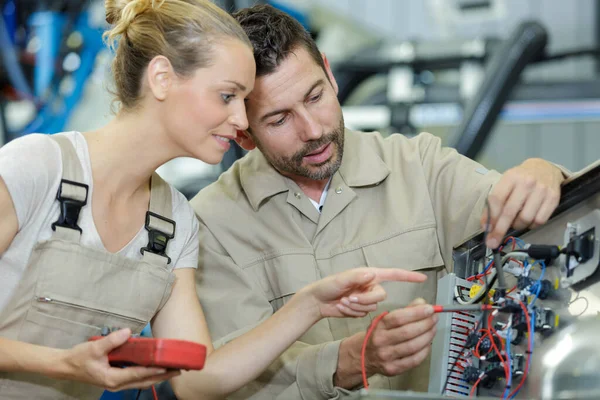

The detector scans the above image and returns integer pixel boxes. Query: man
[190,5,569,399]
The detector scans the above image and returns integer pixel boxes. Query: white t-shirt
[309,178,332,213]
[0,132,199,312]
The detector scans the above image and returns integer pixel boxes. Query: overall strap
[49,135,89,242]
[141,173,176,266]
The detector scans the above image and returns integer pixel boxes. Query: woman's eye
[222,94,235,104]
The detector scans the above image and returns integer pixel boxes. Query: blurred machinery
[334,19,600,161]
[331,0,600,169]
[0,0,106,142]
[0,0,299,201]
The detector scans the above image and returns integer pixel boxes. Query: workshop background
[2,0,599,196]
[2,1,599,399]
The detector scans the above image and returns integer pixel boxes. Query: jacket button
[335,187,342,194]
[294,192,301,199]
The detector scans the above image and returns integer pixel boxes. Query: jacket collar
[240,128,390,211]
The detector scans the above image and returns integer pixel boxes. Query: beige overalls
[0,135,177,399]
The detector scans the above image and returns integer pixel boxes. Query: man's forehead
[247,54,322,112]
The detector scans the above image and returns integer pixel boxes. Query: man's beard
[255,117,345,181]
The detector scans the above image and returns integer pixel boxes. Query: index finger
[369,268,427,284]
[485,176,517,233]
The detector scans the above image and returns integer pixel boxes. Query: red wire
[470,375,482,397]
[467,237,518,281]
[361,311,389,389]
[487,312,510,383]
[508,258,524,267]
[152,385,158,400]
[466,262,494,282]
[508,300,532,398]
[474,329,493,359]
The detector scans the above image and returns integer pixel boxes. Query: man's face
[241,47,345,182]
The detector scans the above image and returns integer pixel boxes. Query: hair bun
[104,0,159,26]
[105,0,129,25]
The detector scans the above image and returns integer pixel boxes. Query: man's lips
[303,142,333,164]
[305,142,330,157]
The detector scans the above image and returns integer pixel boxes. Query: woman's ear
[235,130,256,151]
[147,55,173,101]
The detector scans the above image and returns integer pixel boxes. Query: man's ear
[147,55,173,101]
[235,130,256,151]
[321,53,338,95]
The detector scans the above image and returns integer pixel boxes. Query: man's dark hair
[233,4,326,77]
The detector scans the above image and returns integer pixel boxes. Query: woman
[0,1,427,399]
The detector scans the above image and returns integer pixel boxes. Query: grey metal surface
[428,274,478,396]
[527,317,600,400]
[353,389,512,399]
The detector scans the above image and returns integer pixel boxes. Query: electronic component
[560,210,600,290]
[480,362,508,389]
[512,305,558,338]
[511,354,526,377]
[477,335,502,362]
[503,259,525,276]
[533,306,558,336]
[473,354,526,390]
[517,276,554,300]
[463,366,481,384]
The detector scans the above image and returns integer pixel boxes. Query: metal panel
[477,124,539,172]
[538,122,579,172]
[581,122,600,171]
[428,274,480,397]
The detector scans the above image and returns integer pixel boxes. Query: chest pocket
[244,252,318,312]
[11,135,176,350]
[20,240,174,350]
[361,225,445,307]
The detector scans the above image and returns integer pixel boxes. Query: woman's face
[163,38,255,164]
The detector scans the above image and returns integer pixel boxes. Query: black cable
[537,48,600,63]
[481,198,493,321]
[494,248,507,297]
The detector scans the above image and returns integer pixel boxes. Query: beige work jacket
[191,130,502,399]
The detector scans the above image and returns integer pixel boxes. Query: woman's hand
[302,267,427,319]
[60,328,181,391]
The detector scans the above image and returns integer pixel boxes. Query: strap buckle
[140,211,175,264]
[51,179,89,233]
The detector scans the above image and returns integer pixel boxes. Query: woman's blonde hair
[104,0,251,110]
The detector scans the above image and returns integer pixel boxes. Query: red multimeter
[89,336,207,370]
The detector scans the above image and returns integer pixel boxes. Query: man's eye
[309,92,322,102]
[272,116,287,126]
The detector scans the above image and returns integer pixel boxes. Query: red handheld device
[89,336,207,371]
